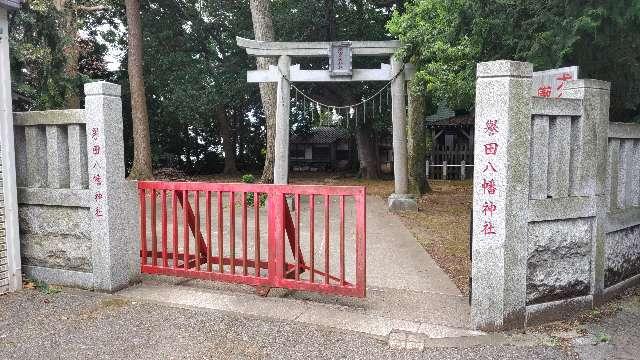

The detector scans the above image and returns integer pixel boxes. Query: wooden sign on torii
[237,37,418,211]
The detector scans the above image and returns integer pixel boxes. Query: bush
[242,174,267,206]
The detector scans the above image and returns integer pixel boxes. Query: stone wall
[0,6,20,295]
[13,82,138,292]
[471,60,640,330]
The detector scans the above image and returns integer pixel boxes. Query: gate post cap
[477,61,533,78]
[85,81,121,97]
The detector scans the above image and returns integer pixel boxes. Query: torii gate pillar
[274,55,291,184]
[388,57,417,211]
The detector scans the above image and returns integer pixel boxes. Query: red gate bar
[138,181,367,297]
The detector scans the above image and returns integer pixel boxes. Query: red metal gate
[137,181,366,297]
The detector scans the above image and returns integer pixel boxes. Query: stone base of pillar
[388,193,418,212]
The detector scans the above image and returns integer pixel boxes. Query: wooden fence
[427,144,474,180]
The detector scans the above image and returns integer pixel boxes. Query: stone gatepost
[564,80,611,305]
[85,82,138,292]
[471,61,532,330]
[0,6,21,293]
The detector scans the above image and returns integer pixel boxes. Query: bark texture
[215,105,238,175]
[125,0,153,179]
[356,123,380,179]
[407,88,429,194]
[324,0,336,41]
[249,0,277,183]
[54,0,80,108]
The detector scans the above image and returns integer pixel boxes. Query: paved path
[132,194,472,337]
[0,288,573,360]
[142,193,460,296]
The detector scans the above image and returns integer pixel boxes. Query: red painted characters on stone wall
[90,127,104,218]
[478,119,501,238]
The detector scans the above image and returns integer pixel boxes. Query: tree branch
[76,5,109,12]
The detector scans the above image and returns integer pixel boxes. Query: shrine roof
[0,0,22,10]
[291,126,349,145]
[426,113,474,127]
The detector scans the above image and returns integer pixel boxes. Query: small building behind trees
[289,126,352,172]
[425,105,474,180]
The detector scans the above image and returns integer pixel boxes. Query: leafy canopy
[388,0,640,121]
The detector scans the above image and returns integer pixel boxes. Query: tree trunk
[215,105,238,175]
[407,88,430,194]
[249,0,277,183]
[56,1,80,108]
[356,123,379,179]
[125,0,153,180]
[324,0,336,41]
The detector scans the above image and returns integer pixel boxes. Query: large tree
[388,0,640,121]
[124,0,153,179]
[407,85,429,194]
[249,0,278,183]
[9,0,112,111]
[53,1,109,108]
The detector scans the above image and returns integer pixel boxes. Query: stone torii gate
[237,37,418,211]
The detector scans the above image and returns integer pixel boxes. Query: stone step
[118,280,481,340]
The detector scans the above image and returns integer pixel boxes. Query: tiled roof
[427,112,474,127]
[291,126,349,144]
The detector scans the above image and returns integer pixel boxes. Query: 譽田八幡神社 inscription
[90,126,105,218]
[478,118,501,238]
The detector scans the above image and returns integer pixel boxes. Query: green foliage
[596,331,611,343]
[388,0,640,120]
[8,0,116,111]
[25,278,62,295]
[242,174,267,205]
[241,174,256,184]
[9,0,404,174]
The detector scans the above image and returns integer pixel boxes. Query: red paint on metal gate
[138,181,366,297]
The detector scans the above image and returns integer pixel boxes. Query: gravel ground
[570,288,640,360]
[0,288,573,360]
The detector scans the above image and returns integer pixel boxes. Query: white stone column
[85,82,138,292]
[388,58,417,211]
[471,61,532,330]
[0,7,22,293]
[274,55,291,185]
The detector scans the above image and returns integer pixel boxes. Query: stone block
[605,224,640,287]
[388,193,418,212]
[18,205,92,272]
[84,81,121,97]
[527,218,592,304]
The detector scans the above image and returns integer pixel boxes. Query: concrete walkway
[122,195,473,339]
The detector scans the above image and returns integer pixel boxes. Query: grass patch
[100,297,130,309]
[398,180,472,295]
[23,278,62,295]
